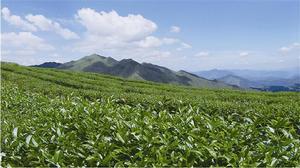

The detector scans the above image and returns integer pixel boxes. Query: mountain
[31,62,62,68]
[176,70,235,88]
[195,69,233,80]
[195,69,299,81]
[195,68,300,91]
[254,75,300,87]
[228,69,298,81]
[35,54,234,89]
[217,75,262,88]
[216,75,300,92]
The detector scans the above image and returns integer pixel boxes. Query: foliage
[1,63,300,166]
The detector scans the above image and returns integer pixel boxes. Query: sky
[1,0,300,71]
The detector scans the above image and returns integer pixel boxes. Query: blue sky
[1,0,299,71]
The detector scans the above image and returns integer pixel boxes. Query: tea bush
[1,63,300,166]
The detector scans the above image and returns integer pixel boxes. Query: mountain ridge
[217,74,262,88]
[32,54,234,89]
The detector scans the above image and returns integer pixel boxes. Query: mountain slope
[254,75,300,87]
[54,54,233,89]
[194,69,234,79]
[31,62,62,68]
[59,54,118,71]
[177,70,233,88]
[217,75,262,88]
[195,69,299,81]
[3,62,300,166]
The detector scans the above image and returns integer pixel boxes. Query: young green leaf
[116,133,125,144]
[12,127,18,138]
[26,135,32,145]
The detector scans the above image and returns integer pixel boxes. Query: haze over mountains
[32,54,299,91]
[195,69,299,81]
[195,69,300,91]
[33,54,234,89]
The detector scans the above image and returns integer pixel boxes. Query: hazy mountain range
[32,54,234,89]
[195,68,299,81]
[195,69,300,91]
[32,54,299,91]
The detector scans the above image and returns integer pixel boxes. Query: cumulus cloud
[1,7,78,40]
[177,42,192,51]
[75,8,157,42]
[1,32,57,65]
[170,26,180,33]
[73,8,191,65]
[162,38,180,44]
[136,36,180,48]
[1,7,37,31]
[280,42,300,52]
[280,47,290,52]
[137,36,162,48]
[293,43,300,47]
[2,32,54,51]
[26,14,79,40]
[1,7,193,67]
[239,51,249,57]
[195,51,209,57]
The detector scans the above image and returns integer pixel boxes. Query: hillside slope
[32,62,62,68]
[1,63,300,167]
[53,54,233,89]
[195,69,233,79]
[217,75,262,88]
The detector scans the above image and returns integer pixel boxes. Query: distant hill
[254,75,300,87]
[34,54,234,89]
[195,69,233,80]
[195,69,299,81]
[195,68,300,91]
[217,75,262,88]
[216,74,300,92]
[31,62,62,68]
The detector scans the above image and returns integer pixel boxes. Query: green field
[1,63,300,167]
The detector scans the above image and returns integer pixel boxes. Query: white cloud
[162,38,180,44]
[2,32,54,51]
[1,32,57,65]
[1,31,54,64]
[1,7,78,40]
[137,36,180,48]
[75,8,157,42]
[181,43,192,48]
[280,42,300,52]
[137,36,162,48]
[177,42,192,51]
[1,7,194,67]
[72,8,193,66]
[25,14,79,40]
[25,14,53,31]
[292,42,300,47]
[239,51,249,57]
[1,7,37,31]
[280,47,290,52]
[195,51,209,57]
[170,26,180,33]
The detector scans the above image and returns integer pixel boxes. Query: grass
[1,62,300,166]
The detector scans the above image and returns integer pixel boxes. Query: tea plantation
[1,63,300,166]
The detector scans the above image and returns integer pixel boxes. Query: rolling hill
[31,62,62,68]
[2,62,300,166]
[196,69,300,91]
[195,69,299,81]
[217,75,262,88]
[194,69,234,80]
[35,54,234,89]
